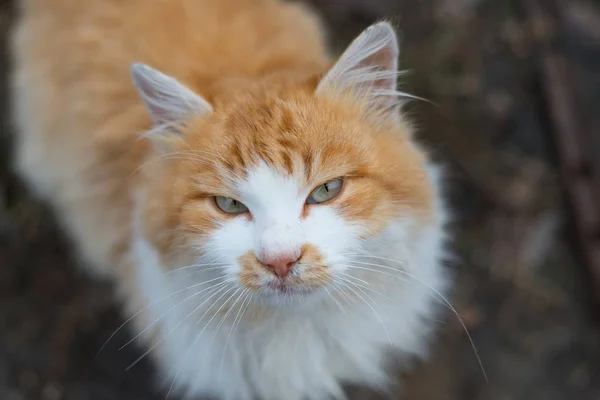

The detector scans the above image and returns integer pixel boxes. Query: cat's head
[132,22,439,307]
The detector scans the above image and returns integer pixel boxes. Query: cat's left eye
[306,178,343,204]
[214,196,249,214]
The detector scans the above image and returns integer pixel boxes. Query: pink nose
[261,253,301,279]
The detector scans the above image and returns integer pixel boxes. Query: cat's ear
[316,22,402,112]
[131,63,213,128]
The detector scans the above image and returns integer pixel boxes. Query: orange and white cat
[11,0,450,399]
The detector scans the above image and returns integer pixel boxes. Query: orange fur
[13,0,433,272]
[12,0,329,273]
[238,244,329,292]
[12,0,435,309]
[12,1,443,397]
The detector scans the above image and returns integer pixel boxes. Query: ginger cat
[11,0,450,399]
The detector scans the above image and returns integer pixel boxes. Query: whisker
[219,290,252,374]
[118,279,231,351]
[337,271,371,286]
[344,265,411,284]
[96,275,228,357]
[346,258,488,382]
[330,280,356,305]
[193,287,238,332]
[208,288,245,345]
[337,272,445,325]
[164,264,226,276]
[334,278,392,346]
[125,280,236,372]
[324,286,345,315]
[166,285,239,399]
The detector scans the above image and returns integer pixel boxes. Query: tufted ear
[316,22,408,112]
[131,63,213,129]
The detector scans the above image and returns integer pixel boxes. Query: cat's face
[139,93,433,307]
[133,22,436,307]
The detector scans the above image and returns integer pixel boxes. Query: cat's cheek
[302,205,361,269]
[203,217,255,276]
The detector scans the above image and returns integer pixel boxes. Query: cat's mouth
[262,278,322,298]
[266,280,299,295]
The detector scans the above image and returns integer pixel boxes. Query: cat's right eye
[214,196,249,214]
[306,178,343,205]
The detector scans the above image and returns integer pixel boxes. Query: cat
[10,0,450,399]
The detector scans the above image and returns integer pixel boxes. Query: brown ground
[2,0,600,399]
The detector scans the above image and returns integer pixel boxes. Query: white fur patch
[132,159,450,400]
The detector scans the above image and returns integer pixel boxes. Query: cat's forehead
[205,97,371,185]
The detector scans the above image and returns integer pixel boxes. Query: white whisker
[118,279,231,351]
[337,272,445,325]
[166,285,239,399]
[324,286,345,315]
[164,264,225,276]
[337,271,371,286]
[219,290,252,375]
[330,280,356,305]
[346,257,488,382]
[125,280,236,372]
[96,275,228,357]
[335,278,392,346]
[209,288,245,344]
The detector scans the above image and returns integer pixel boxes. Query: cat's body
[11,1,450,399]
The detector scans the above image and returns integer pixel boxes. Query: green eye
[306,178,343,204]
[214,196,249,214]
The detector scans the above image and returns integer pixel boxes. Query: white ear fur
[316,22,407,111]
[131,63,213,128]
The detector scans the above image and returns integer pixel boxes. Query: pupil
[324,183,329,192]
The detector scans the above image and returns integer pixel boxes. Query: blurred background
[1,0,600,399]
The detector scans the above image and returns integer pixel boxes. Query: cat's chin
[255,283,324,308]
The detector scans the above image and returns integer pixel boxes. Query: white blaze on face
[239,162,306,265]
[203,161,361,293]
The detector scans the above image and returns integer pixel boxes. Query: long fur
[10,1,450,399]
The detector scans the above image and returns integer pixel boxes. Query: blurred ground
[1,0,600,399]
